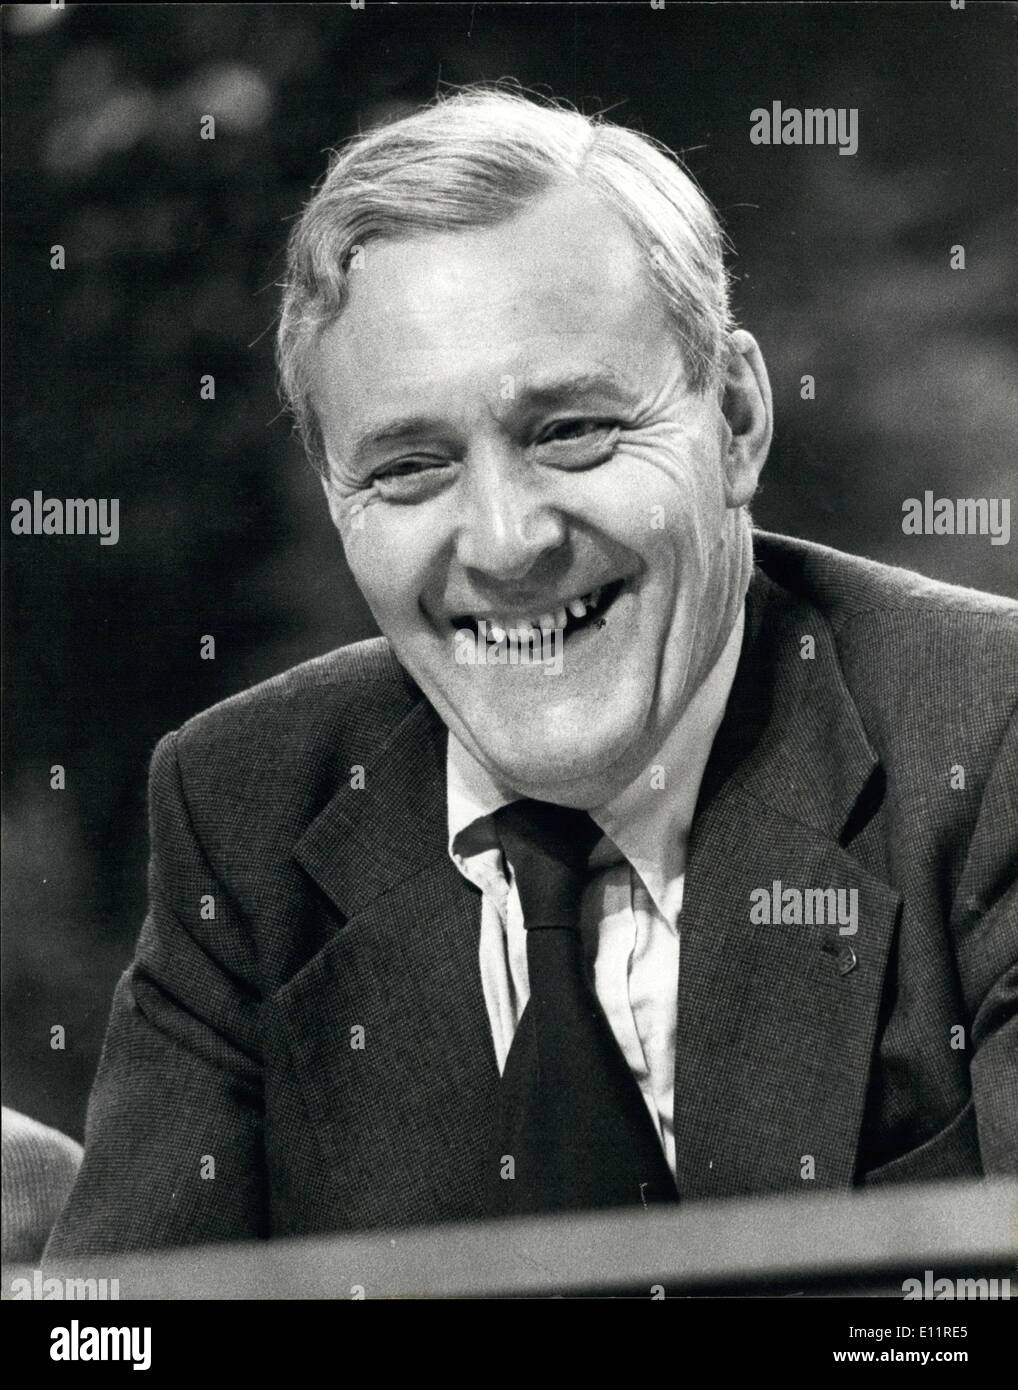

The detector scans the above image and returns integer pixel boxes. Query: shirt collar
[446,607,745,922]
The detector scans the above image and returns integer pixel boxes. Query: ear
[719,329,773,508]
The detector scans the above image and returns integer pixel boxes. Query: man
[47,88,1016,1256]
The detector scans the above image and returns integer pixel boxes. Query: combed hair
[277,85,735,474]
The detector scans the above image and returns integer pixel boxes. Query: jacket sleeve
[44,730,267,1258]
[953,701,1018,1176]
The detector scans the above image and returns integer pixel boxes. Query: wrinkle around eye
[333,481,383,538]
[373,459,456,501]
[329,466,378,500]
[531,423,621,468]
[538,418,619,443]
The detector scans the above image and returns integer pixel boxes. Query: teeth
[467,583,613,635]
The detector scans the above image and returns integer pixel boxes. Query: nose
[453,448,568,582]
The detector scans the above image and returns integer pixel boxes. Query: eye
[537,418,617,445]
[372,456,453,500]
[533,419,621,468]
[377,458,444,479]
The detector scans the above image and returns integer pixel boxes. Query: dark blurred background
[3,2,1016,1140]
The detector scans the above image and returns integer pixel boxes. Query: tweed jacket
[46,531,1018,1257]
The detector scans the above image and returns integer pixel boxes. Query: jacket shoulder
[158,637,423,831]
[753,529,1018,627]
[753,530,1018,769]
[173,637,416,754]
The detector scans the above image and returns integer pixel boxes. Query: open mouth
[451,578,626,643]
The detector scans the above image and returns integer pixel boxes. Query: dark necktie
[488,798,678,1216]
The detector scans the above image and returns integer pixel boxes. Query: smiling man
[311,174,764,809]
[48,88,1017,1256]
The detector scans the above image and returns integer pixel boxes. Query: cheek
[631,428,725,513]
[343,500,434,624]
[585,435,726,560]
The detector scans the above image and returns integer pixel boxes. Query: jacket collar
[293,673,450,918]
[696,556,880,838]
[287,676,499,1228]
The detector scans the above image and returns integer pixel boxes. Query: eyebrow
[348,368,638,467]
[514,367,638,408]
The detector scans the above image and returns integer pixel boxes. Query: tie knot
[492,798,601,930]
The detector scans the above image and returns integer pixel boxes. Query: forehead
[312,183,674,430]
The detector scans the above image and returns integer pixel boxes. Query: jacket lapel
[673,569,902,1199]
[282,693,499,1227]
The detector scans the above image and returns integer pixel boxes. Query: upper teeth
[476,586,605,634]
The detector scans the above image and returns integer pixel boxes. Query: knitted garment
[2,1107,83,1264]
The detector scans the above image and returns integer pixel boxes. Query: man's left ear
[719,328,773,508]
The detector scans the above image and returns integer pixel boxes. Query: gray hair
[277,85,735,475]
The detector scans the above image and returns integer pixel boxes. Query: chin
[471,700,648,802]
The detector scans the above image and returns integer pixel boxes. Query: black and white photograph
[3,0,1016,1351]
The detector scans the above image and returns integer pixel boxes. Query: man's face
[313,183,762,806]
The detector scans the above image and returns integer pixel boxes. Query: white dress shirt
[446,610,744,1177]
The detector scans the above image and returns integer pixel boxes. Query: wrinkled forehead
[311,184,676,439]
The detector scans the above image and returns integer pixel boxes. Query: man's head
[277,87,772,807]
